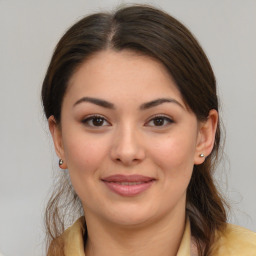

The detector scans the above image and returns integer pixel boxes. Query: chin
[99,202,163,228]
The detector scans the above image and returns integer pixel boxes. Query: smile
[108,181,147,185]
[101,175,156,197]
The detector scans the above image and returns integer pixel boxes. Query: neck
[84,207,186,256]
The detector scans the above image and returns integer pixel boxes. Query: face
[50,50,217,227]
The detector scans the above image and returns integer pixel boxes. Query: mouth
[101,175,156,197]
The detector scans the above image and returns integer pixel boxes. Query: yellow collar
[59,217,256,256]
[62,217,192,256]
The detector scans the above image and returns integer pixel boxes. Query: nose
[110,125,146,166]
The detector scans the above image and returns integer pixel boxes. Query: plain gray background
[0,0,255,255]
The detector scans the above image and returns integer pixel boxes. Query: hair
[42,4,228,256]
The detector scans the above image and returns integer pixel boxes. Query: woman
[41,5,256,256]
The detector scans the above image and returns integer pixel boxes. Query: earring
[199,153,205,158]
[59,159,64,166]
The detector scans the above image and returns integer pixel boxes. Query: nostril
[115,157,140,164]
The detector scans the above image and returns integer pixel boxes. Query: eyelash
[81,114,174,128]
[81,115,110,127]
[145,115,174,127]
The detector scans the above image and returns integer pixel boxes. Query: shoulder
[47,217,86,256]
[62,217,86,254]
[211,223,256,256]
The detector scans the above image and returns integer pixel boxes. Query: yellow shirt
[58,217,256,256]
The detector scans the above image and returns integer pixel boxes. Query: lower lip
[103,181,155,197]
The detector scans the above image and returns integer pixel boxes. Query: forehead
[65,50,185,106]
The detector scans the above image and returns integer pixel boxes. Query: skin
[49,50,218,256]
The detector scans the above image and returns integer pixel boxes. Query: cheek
[148,131,197,182]
[144,132,197,216]
[61,133,111,206]
[153,135,195,165]
[62,132,109,175]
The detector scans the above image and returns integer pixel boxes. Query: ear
[194,109,218,165]
[48,115,67,169]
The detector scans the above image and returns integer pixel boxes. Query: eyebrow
[73,97,184,110]
[73,97,115,109]
[139,98,184,110]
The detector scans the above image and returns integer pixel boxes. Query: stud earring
[199,153,205,158]
[59,159,64,166]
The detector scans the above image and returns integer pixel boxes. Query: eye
[146,115,174,127]
[82,115,110,127]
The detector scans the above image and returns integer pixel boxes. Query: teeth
[110,181,145,185]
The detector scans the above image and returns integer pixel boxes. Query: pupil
[154,118,164,126]
[93,117,103,126]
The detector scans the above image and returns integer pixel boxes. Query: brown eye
[82,115,110,127]
[92,117,104,126]
[153,117,165,126]
[146,116,173,127]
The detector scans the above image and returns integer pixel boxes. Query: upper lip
[101,174,155,182]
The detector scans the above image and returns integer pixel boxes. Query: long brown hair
[42,5,228,255]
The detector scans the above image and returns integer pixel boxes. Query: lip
[101,175,156,197]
